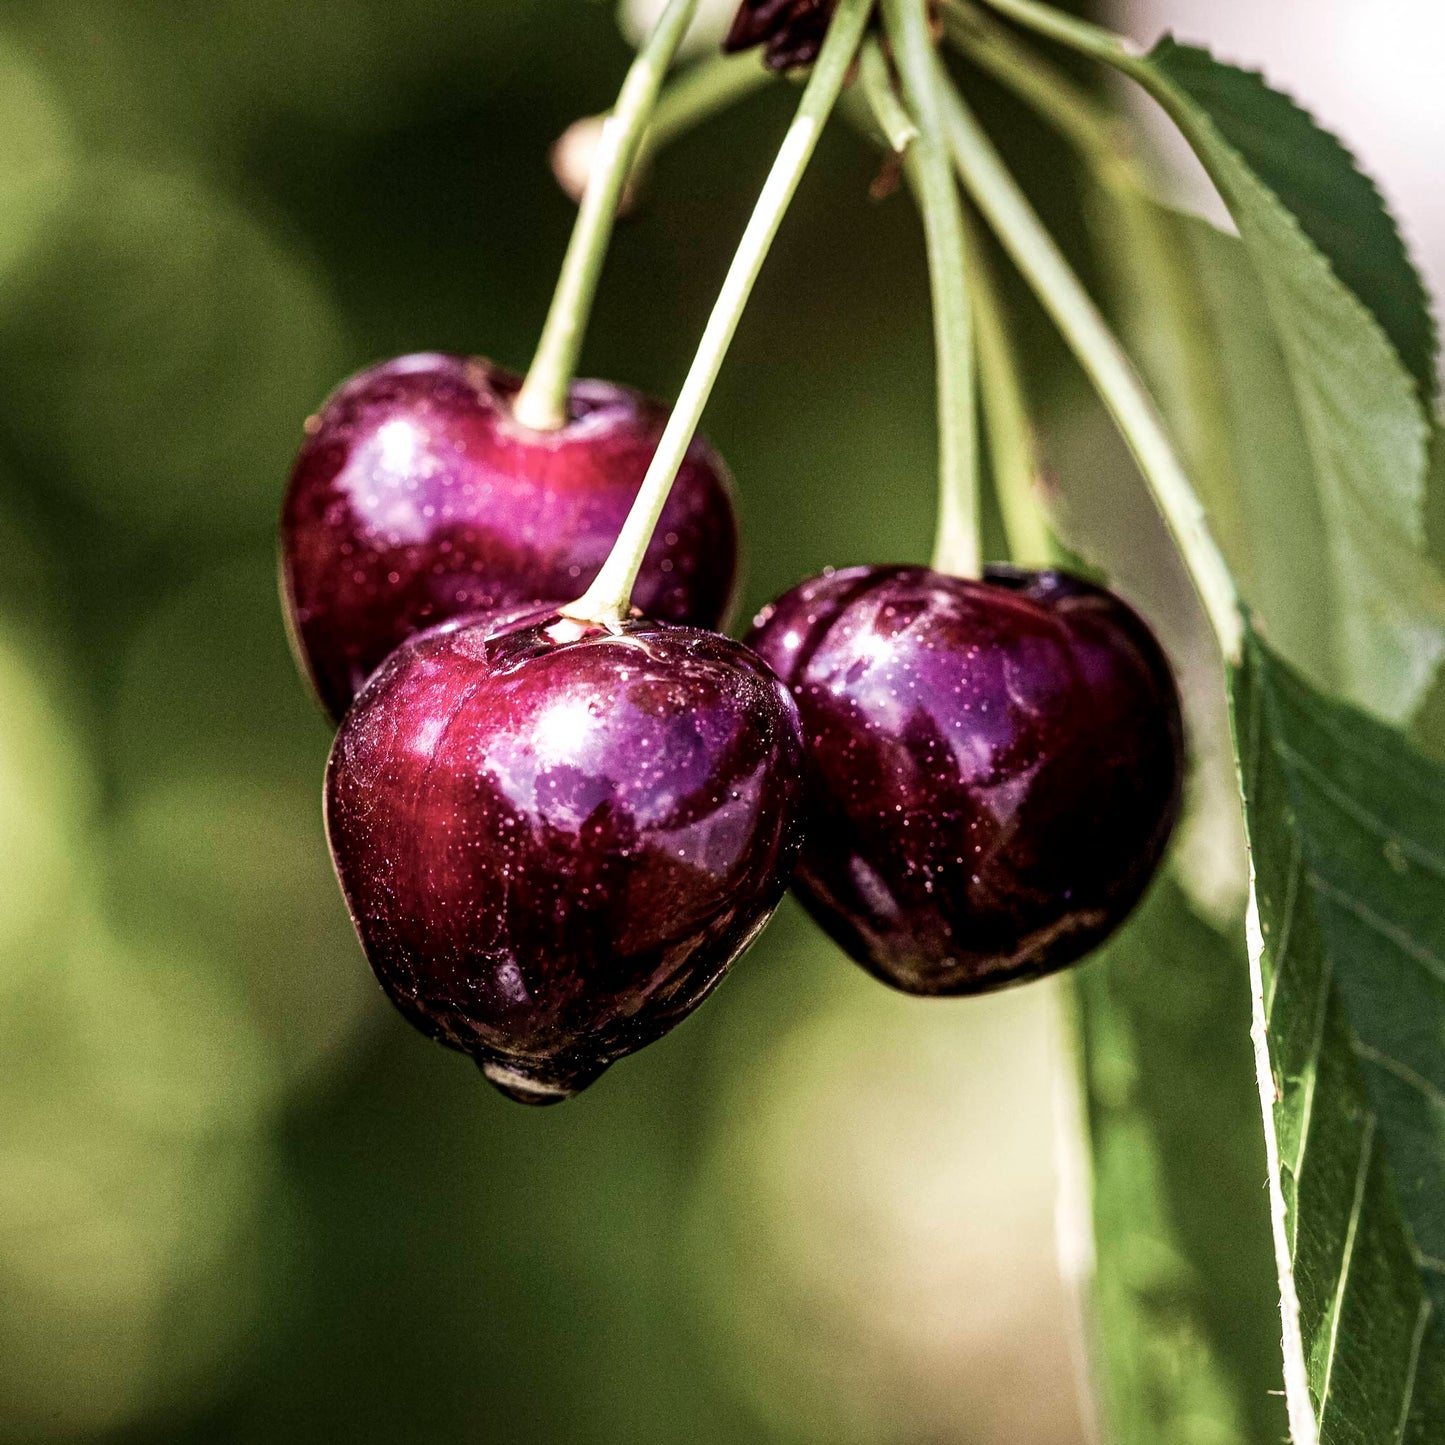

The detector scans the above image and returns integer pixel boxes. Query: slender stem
[936,72,1243,658]
[857,39,918,152]
[554,52,774,209]
[944,1,1128,167]
[881,0,981,578]
[561,0,875,627]
[959,203,1054,567]
[947,0,1240,568]
[514,0,700,431]
[646,50,775,156]
[975,0,1139,63]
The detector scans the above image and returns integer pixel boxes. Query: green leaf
[1102,201,1445,720]
[1150,38,1437,405]
[1111,43,1444,723]
[1098,197,1337,697]
[1232,621,1445,1443]
[1074,879,1286,1445]
[1429,421,1445,570]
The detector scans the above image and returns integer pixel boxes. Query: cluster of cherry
[278,2,1184,1105]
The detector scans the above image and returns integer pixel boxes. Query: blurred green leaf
[1116,42,1445,724]
[0,627,92,971]
[112,548,329,793]
[1116,207,1348,700]
[0,36,75,285]
[0,162,345,537]
[1232,622,1445,1443]
[690,922,1086,1445]
[1074,879,1284,1445]
[105,775,378,1094]
[0,916,286,1440]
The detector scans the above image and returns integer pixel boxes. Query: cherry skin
[746,564,1184,995]
[324,606,806,1103]
[281,354,739,720]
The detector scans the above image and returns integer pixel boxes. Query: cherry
[324,606,806,1103]
[724,1,841,69]
[280,354,739,720]
[746,564,1184,995]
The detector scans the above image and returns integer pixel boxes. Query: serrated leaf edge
[1138,47,1431,542]
[1151,35,1439,405]
[1129,43,1442,724]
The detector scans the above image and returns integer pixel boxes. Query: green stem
[975,0,1138,63]
[513,0,700,431]
[959,203,1054,567]
[555,51,774,208]
[936,71,1243,658]
[857,39,918,152]
[880,0,981,578]
[561,0,875,627]
[944,0,1128,168]
[946,0,1240,571]
[645,50,774,157]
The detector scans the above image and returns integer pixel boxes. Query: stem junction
[935,64,1242,658]
[514,0,700,432]
[562,0,876,628]
[880,0,982,578]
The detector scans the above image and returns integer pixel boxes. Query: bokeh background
[0,1,1435,1441]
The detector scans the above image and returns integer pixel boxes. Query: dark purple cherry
[324,607,806,1103]
[281,354,739,720]
[724,0,840,70]
[746,564,1184,995]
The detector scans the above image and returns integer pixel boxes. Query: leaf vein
[1318,1113,1376,1433]
[1308,874,1445,989]
[1269,667,1445,805]
[1276,739,1445,881]
[1396,1299,1432,1444]
[1353,1040,1445,1112]
[1292,938,1335,1184]
[1266,834,1304,1022]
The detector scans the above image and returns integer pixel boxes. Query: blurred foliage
[1074,882,1284,1445]
[0,0,1279,1441]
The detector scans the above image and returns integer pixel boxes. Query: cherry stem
[513,0,700,432]
[935,72,1242,659]
[856,40,918,152]
[562,0,876,629]
[643,49,775,167]
[945,0,1129,166]
[974,0,1138,64]
[958,202,1054,567]
[881,0,981,579]
[554,52,774,208]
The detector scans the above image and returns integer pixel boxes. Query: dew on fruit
[325,610,806,1100]
[747,564,1183,995]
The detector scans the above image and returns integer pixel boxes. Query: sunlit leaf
[1109,203,1440,713]
[1116,42,1443,723]
[1232,622,1445,1443]
[1150,39,1437,405]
